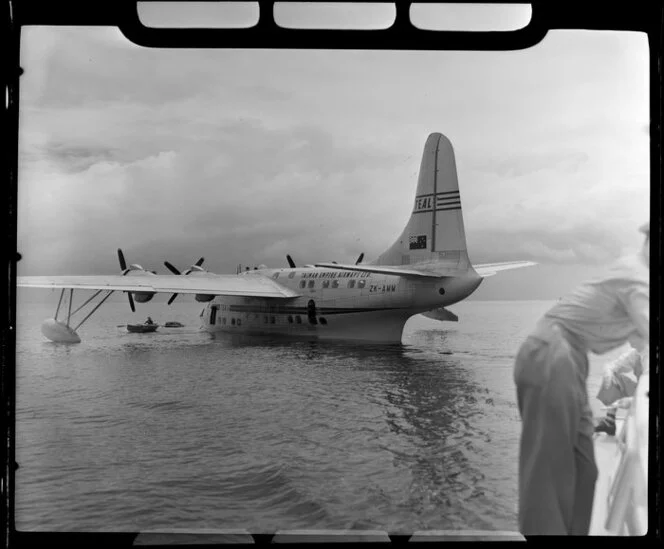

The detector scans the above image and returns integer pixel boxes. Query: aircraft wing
[17,274,301,299]
[473,260,537,278]
[312,263,445,278]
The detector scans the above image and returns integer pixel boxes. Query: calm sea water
[14,296,625,533]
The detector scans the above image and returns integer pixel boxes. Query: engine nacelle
[195,294,215,302]
[133,292,155,303]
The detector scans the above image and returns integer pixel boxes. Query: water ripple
[15,300,577,533]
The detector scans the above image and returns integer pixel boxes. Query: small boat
[164,321,184,328]
[126,323,159,333]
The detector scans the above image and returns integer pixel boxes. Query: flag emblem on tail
[409,235,427,250]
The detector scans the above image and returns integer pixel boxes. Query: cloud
[468,222,628,267]
[472,150,589,178]
[18,119,405,275]
[43,143,120,172]
[16,26,650,300]
[460,130,649,266]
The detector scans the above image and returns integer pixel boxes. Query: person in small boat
[145,316,154,325]
[594,346,645,436]
[513,221,649,536]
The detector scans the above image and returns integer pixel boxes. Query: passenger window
[299,280,306,288]
[222,317,227,325]
[231,318,235,326]
[296,315,302,324]
[271,316,276,324]
[288,315,293,323]
[348,280,355,288]
[358,280,366,289]
[322,280,330,289]
[264,316,268,324]
[308,280,315,289]
[272,273,279,279]
[237,318,242,326]
[289,272,295,279]
[331,280,339,288]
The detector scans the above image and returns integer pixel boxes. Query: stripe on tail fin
[372,133,471,273]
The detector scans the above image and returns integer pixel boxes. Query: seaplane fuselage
[199,267,482,342]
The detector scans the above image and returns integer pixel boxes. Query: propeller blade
[128,292,136,313]
[118,249,127,271]
[286,255,296,268]
[356,253,364,265]
[195,257,205,267]
[164,261,181,275]
[167,293,178,305]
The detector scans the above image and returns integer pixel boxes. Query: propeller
[324,253,362,266]
[118,248,127,272]
[164,261,181,276]
[164,257,205,305]
[117,248,136,312]
[286,254,296,268]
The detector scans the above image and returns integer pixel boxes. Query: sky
[16,4,650,300]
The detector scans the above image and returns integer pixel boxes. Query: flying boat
[18,133,536,344]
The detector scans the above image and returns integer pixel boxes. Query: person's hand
[613,397,634,409]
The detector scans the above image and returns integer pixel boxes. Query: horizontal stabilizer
[421,307,459,322]
[473,261,537,278]
[312,263,445,279]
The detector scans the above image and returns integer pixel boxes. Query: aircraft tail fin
[372,133,472,274]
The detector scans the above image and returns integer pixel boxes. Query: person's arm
[609,349,640,376]
[619,278,649,343]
